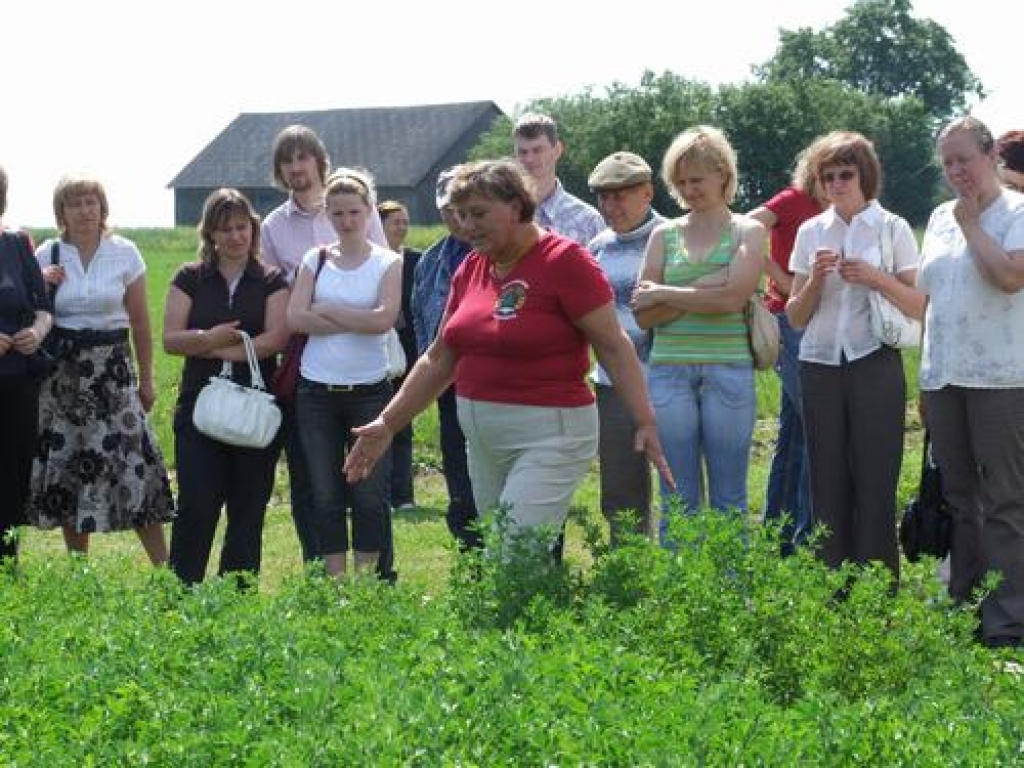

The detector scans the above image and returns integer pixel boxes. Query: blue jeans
[763,312,812,554]
[649,363,756,541]
[295,379,392,555]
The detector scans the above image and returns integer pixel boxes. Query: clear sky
[1,0,1015,227]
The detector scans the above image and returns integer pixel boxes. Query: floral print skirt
[28,341,175,533]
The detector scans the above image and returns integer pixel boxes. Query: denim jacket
[411,234,472,354]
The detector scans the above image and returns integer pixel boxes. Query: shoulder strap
[880,212,896,274]
[50,240,60,266]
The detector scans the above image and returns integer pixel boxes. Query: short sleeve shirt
[790,201,918,365]
[171,259,288,399]
[442,232,613,407]
[918,191,1024,390]
[37,234,145,330]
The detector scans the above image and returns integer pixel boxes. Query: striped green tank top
[650,223,752,365]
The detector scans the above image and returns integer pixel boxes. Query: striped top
[649,223,752,365]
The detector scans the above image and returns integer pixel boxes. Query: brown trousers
[924,386,1024,641]
[801,346,906,579]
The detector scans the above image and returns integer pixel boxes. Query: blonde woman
[288,170,402,577]
[632,126,765,538]
[29,173,173,562]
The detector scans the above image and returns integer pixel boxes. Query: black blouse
[0,229,52,378]
[171,259,287,399]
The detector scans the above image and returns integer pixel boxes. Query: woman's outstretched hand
[343,417,394,482]
[635,424,676,492]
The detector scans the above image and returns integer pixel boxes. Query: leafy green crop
[4,512,1021,766]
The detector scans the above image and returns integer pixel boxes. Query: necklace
[489,227,540,281]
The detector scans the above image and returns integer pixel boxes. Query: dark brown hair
[512,112,559,145]
[997,130,1024,173]
[448,159,537,223]
[271,125,330,189]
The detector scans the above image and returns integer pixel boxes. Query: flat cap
[588,151,652,191]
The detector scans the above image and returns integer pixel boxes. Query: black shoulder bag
[899,431,953,562]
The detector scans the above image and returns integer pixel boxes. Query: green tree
[718,78,937,223]
[757,0,984,124]
[470,72,718,217]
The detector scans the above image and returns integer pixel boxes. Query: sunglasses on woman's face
[821,169,857,185]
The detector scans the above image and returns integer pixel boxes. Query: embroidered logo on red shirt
[493,280,528,320]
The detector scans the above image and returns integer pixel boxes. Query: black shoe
[985,635,1024,650]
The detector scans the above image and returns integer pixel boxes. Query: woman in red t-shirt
[344,160,671,544]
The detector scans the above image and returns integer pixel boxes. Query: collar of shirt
[284,195,324,219]
[197,259,265,283]
[819,199,885,235]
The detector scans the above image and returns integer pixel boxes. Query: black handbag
[899,431,953,562]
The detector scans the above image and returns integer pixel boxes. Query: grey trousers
[924,385,1024,641]
[596,384,653,544]
[456,397,597,532]
[800,346,905,579]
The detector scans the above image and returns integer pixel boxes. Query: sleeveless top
[649,222,752,365]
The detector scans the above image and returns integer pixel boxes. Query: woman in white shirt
[786,131,925,583]
[28,173,174,561]
[920,117,1024,648]
[287,170,402,577]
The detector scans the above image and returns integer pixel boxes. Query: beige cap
[588,151,652,191]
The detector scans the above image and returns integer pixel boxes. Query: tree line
[471,0,984,226]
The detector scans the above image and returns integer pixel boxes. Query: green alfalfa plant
[447,504,580,632]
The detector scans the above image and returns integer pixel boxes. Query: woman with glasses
[785,131,925,583]
[919,117,1024,647]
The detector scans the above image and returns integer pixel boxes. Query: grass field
[19,226,927,594]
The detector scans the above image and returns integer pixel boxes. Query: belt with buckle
[299,377,390,394]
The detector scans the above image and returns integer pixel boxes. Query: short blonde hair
[53,172,110,235]
[661,126,739,208]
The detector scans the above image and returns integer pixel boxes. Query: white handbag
[385,328,407,380]
[868,213,921,349]
[193,330,282,448]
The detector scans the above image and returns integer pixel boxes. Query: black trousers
[169,401,282,585]
[801,346,905,579]
[438,386,480,550]
[0,374,39,561]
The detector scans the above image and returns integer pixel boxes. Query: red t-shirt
[764,187,822,312]
[442,232,613,407]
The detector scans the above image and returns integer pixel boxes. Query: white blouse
[918,190,1024,390]
[299,243,400,385]
[35,234,145,330]
[791,200,918,365]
